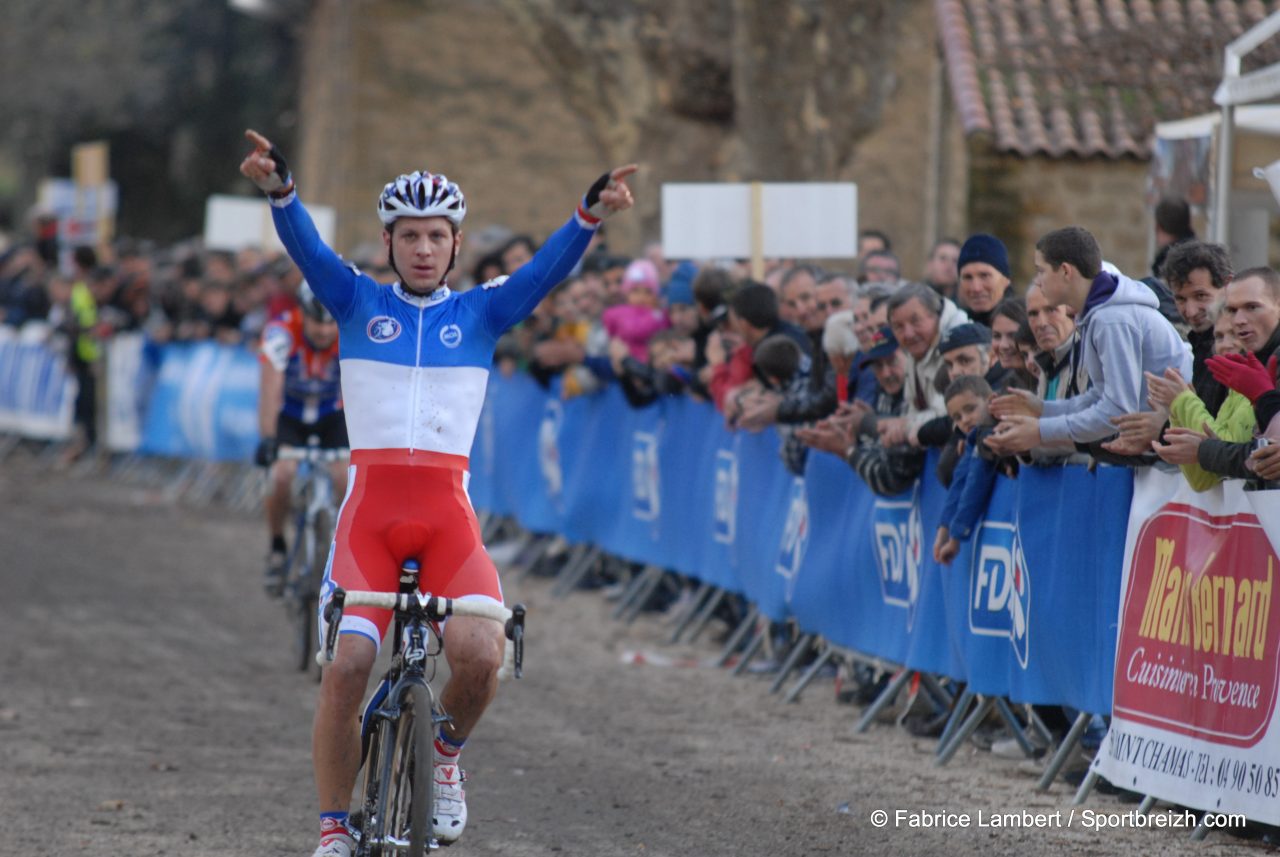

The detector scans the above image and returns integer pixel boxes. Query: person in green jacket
[1148,308,1255,490]
[65,246,101,461]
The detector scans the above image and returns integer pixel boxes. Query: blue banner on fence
[139,342,259,461]
[471,373,1134,714]
[0,329,75,440]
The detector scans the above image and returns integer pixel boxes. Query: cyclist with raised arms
[256,281,347,596]
[239,129,636,857]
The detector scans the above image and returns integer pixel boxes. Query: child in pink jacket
[602,259,670,361]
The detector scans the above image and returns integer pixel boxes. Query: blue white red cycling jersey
[270,194,596,458]
[259,308,343,422]
[270,190,597,648]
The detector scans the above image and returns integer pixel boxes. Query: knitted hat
[957,233,1011,279]
[623,259,661,294]
[665,261,697,306]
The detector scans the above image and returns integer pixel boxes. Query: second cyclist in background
[256,282,348,596]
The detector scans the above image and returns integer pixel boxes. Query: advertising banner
[0,328,75,441]
[139,342,259,461]
[1094,469,1280,824]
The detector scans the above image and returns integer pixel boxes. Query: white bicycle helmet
[377,171,467,227]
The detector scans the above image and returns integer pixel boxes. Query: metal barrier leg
[1072,770,1099,805]
[781,643,835,704]
[682,587,728,644]
[621,566,667,624]
[729,624,767,676]
[855,668,912,733]
[767,633,814,694]
[714,605,760,668]
[667,583,712,643]
[550,544,594,597]
[1136,795,1157,815]
[936,688,975,752]
[1036,710,1092,792]
[992,697,1036,757]
[1190,818,1210,841]
[936,695,994,766]
[610,565,654,619]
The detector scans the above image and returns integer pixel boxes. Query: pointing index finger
[609,164,640,183]
[244,129,273,152]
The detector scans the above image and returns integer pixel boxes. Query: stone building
[294,0,1279,284]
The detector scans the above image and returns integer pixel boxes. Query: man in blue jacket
[986,226,1192,456]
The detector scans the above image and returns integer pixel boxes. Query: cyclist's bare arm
[258,361,284,441]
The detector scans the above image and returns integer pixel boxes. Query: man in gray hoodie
[986,226,1192,456]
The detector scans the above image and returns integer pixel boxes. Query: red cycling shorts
[320,448,503,651]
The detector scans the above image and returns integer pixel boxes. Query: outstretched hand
[239,129,292,195]
[582,165,638,220]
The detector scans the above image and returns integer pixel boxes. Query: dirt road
[0,452,1256,856]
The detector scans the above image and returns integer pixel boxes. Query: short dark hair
[730,282,779,330]
[860,249,900,277]
[1234,266,1280,303]
[72,245,97,271]
[692,267,733,312]
[944,373,992,403]
[932,237,961,253]
[860,228,892,252]
[886,281,942,320]
[1155,196,1193,239]
[753,334,802,384]
[501,234,537,257]
[1160,240,1233,290]
[1036,226,1102,279]
[991,296,1027,327]
[780,263,824,293]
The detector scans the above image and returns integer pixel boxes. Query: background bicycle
[277,441,348,675]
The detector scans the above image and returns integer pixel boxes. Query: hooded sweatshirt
[1038,271,1192,445]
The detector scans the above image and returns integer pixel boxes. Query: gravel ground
[0,449,1269,856]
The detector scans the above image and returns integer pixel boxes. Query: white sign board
[204,195,336,252]
[661,182,858,260]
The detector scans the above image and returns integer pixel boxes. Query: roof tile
[937,0,1280,158]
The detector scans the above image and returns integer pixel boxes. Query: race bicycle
[278,442,347,674]
[320,562,525,855]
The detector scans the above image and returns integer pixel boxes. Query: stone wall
[296,0,605,266]
[968,142,1150,288]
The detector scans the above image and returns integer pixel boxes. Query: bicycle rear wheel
[294,508,332,676]
[375,683,434,856]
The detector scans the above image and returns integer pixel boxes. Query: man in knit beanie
[956,233,1012,327]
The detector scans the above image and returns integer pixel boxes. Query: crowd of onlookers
[5,194,1280,499]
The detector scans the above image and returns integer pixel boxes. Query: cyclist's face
[384,216,462,294]
[302,315,339,349]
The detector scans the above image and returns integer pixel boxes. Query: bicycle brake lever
[507,604,525,679]
[320,589,346,663]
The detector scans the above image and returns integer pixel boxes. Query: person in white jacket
[877,281,970,447]
[987,226,1192,456]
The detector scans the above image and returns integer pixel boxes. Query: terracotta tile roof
[936,0,1280,157]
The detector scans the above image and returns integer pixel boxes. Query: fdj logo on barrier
[631,431,660,521]
[872,495,923,629]
[968,521,1031,668]
[538,400,563,499]
[713,450,738,544]
[776,477,809,602]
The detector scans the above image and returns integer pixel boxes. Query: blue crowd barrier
[469,372,1134,714]
[0,329,76,440]
[139,341,259,462]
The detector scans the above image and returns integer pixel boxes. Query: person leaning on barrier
[877,282,971,449]
[1105,240,1234,457]
[797,326,925,496]
[985,226,1192,462]
[1018,282,1090,466]
[1157,267,1280,483]
[240,128,636,857]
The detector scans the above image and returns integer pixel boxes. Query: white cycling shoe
[310,831,354,857]
[432,759,468,843]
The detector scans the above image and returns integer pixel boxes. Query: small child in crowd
[933,375,1001,564]
[602,259,669,360]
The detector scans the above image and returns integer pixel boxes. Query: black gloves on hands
[255,437,278,469]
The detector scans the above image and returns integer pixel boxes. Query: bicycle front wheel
[375,683,434,857]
